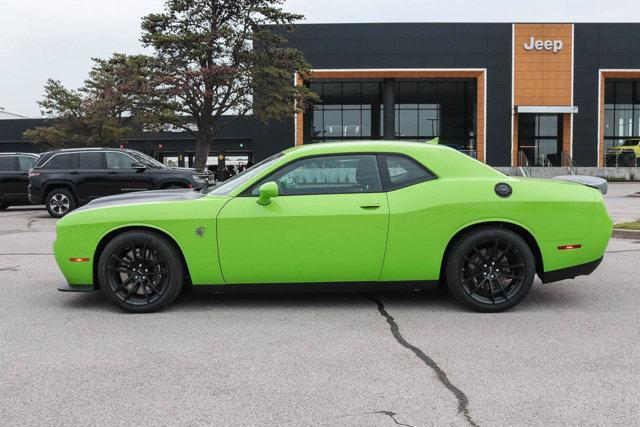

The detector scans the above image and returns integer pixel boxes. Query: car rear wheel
[620,152,637,167]
[445,227,535,312]
[45,189,75,218]
[98,230,184,313]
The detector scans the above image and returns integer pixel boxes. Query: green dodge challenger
[53,141,612,313]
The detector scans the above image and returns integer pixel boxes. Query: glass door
[518,114,563,166]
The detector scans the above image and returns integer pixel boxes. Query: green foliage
[24,55,175,149]
[614,220,640,230]
[27,0,318,169]
[140,0,318,169]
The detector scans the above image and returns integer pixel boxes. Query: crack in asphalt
[26,218,36,230]
[373,410,414,427]
[0,266,19,272]
[368,296,478,427]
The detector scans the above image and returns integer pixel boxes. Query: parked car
[28,148,211,218]
[605,138,640,167]
[52,141,612,313]
[0,152,39,209]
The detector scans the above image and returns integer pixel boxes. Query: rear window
[0,156,16,171]
[44,153,76,169]
[18,156,37,171]
[381,155,435,190]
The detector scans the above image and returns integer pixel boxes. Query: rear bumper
[540,256,603,284]
[28,187,43,204]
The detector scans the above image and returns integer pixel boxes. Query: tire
[620,152,636,167]
[0,202,9,210]
[445,227,536,313]
[45,188,75,218]
[98,230,184,313]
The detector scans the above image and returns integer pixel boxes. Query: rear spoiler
[553,175,608,195]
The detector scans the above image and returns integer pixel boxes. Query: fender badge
[195,226,206,237]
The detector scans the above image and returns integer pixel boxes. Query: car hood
[74,189,206,212]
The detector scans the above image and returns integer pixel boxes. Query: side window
[382,155,434,190]
[0,156,16,171]
[250,154,383,196]
[78,152,103,169]
[46,153,76,169]
[18,156,37,171]
[105,152,134,169]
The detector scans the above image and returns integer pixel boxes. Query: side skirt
[58,284,97,292]
[192,281,440,295]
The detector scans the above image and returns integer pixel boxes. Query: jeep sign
[523,36,564,53]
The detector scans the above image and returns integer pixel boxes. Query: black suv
[0,152,39,209]
[28,148,211,218]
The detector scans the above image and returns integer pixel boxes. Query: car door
[104,151,153,195]
[217,153,390,284]
[73,152,107,201]
[0,156,19,198]
[16,155,37,199]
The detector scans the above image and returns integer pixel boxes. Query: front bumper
[539,256,603,284]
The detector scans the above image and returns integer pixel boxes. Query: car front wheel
[445,227,535,312]
[45,189,75,218]
[98,230,184,313]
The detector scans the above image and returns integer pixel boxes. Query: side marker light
[557,245,582,250]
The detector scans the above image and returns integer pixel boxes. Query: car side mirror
[257,181,278,205]
[131,163,146,172]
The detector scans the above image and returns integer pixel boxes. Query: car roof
[45,147,124,153]
[282,140,454,156]
[0,152,39,156]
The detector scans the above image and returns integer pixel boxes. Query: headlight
[192,175,207,183]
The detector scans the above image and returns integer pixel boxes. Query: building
[1,23,640,168]
[0,108,29,120]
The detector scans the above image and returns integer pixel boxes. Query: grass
[614,220,640,230]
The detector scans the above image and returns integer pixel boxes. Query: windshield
[621,140,640,147]
[126,150,165,169]
[204,153,283,196]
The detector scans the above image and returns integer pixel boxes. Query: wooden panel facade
[598,70,640,166]
[513,24,573,107]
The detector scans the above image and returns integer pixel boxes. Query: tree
[141,0,318,171]
[25,54,169,149]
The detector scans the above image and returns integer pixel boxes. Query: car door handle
[69,170,79,175]
[359,203,382,209]
[107,171,118,175]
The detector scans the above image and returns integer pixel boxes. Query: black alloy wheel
[446,227,535,312]
[98,230,184,313]
[45,189,75,218]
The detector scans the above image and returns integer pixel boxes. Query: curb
[612,229,640,239]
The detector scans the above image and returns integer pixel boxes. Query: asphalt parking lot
[1,184,639,425]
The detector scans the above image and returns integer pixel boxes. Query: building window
[518,114,562,166]
[394,80,476,155]
[604,80,640,149]
[306,79,476,157]
[310,81,380,142]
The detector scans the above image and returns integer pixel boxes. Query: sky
[1,0,639,117]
